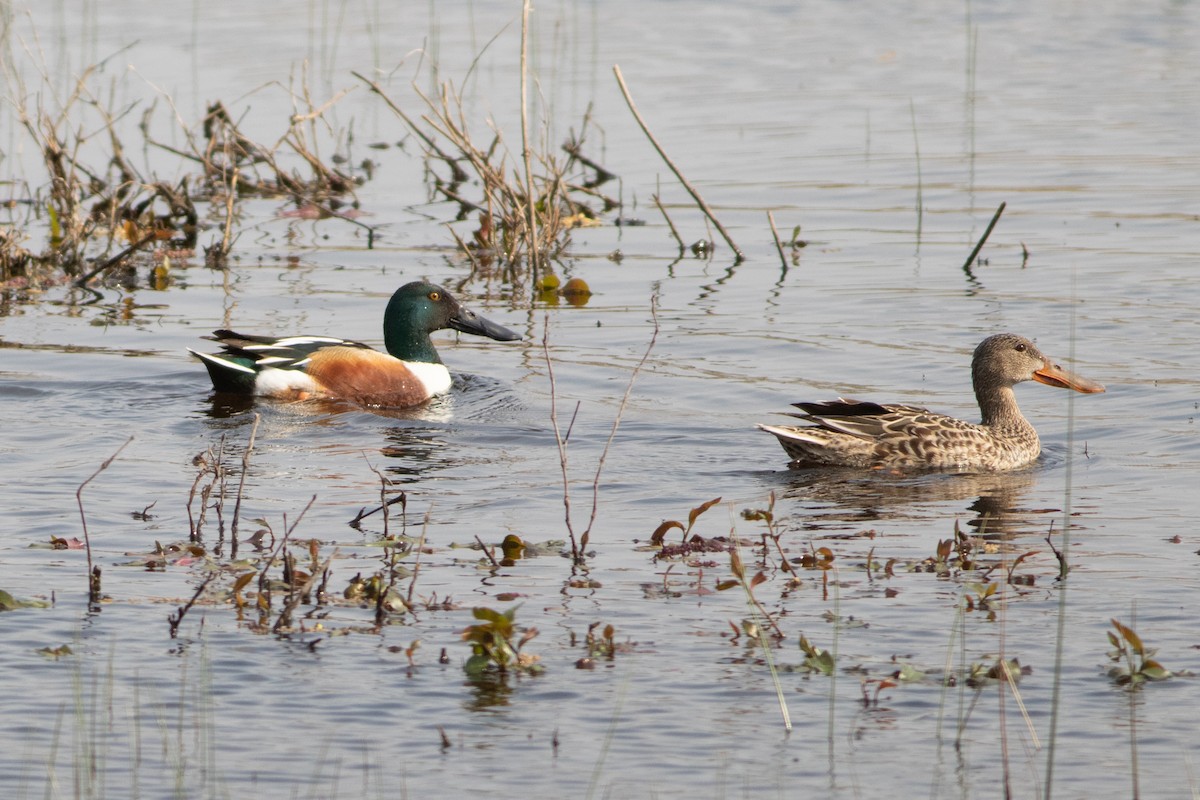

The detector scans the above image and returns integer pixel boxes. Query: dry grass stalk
[544,296,659,564]
[612,64,744,261]
[75,436,133,607]
[229,414,260,559]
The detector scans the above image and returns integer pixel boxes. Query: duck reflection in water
[775,468,1047,540]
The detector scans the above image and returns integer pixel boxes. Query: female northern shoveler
[189,281,521,408]
[758,333,1105,471]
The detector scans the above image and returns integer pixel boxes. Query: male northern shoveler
[758,333,1105,471]
[189,281,521,408]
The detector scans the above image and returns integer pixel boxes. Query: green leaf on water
[1140,660,1171,681]
[38,644,73,659]
[0,590,50,611]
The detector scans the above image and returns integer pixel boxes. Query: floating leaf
[650,520,684,546]
[1140,660,1171,681]
[37,645,74,659]
[49,536,86,550]
[688,497,722,530]
[0,590,50,611]
[741,508,772,523]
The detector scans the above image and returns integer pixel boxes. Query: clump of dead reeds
[2,56,373,288]
[356,72,615,286]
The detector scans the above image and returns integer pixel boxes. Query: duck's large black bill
[449,306,522,342]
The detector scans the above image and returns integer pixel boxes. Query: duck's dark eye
[1014,343,1026,352]
[429,291,441,301]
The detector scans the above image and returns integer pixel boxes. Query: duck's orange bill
[1033,360,1106,394]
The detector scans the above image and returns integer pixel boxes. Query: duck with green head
[190,281,521,408]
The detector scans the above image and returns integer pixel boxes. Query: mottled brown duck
[758,333,1105,471]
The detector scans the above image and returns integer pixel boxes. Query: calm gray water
[2,1,1199,798]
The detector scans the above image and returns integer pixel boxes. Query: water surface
[2,2,1199,798]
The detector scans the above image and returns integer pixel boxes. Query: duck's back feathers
[759,334,1105,472]
[760,397,1035,470]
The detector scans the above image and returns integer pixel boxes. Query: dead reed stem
[767,211,788,270]
[76,436,133,606]
[168,573,217,639]
[475,535,500,569]
[256,494,317,625]
[520,0,541,276]
[229,413,260,560]
[910,100,923,243]
[72,231,159,287]
[730,534,791,731]
[961,201,1007,272]
[583,297,660,543]
[653,194,684,252]
[404,509,432,612]
[274,550,334,634]
[613,64,744,261]
[543,296,660,563]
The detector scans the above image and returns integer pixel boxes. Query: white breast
[406,362,453,396]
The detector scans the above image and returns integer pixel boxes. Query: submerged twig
[356,455,407,537]
[613,65,743,261]
[348,494,408,528]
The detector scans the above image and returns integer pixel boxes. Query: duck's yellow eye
[429,291,441,301]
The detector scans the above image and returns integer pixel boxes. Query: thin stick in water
[76,436,133,606]
[520,0,541,277]
[767,211,788,271]
[230,412,260,559]
[613,65,744,261]
[961,201,1007,272]
[653,194,685,253]
[910,100,923,244]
